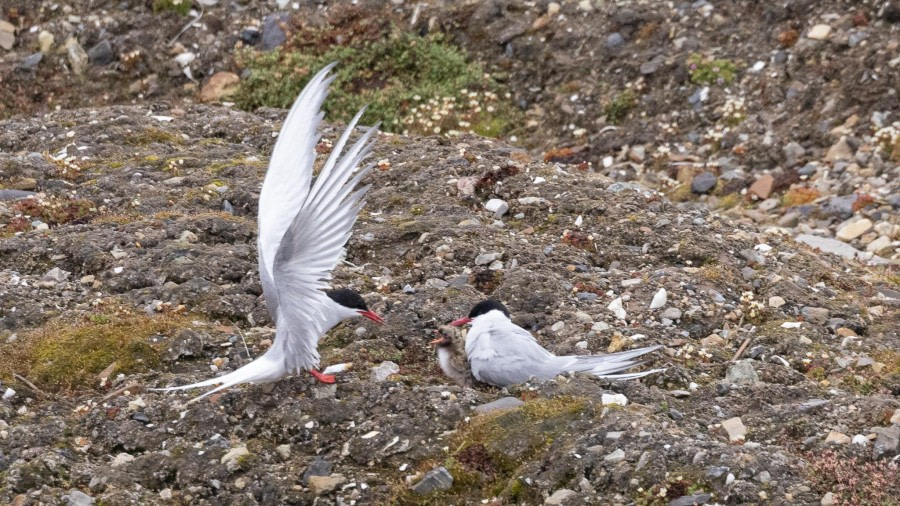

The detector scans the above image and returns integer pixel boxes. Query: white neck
[321,296,363,329]
[465,310,509,354]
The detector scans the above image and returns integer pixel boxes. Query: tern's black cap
[468,299,510,319]
[326,288,369,311]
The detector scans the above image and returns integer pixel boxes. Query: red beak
[450,317,472,326]
[359,310,384,324]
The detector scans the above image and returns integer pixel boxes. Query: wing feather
[257,62,338,320]
[269,105,379,373]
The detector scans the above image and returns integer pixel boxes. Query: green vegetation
[394,396,588,504]
[633,469,711,505]
[124,128,182,146]
[0,311,191,391]
[234,32,521,138]
[3,196,95,235]
[152,0,192,15]
[604,89,637,124]
[687,54,740,86]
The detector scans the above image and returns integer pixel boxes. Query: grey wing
[270,107,379,373]
[470,325,565,387]
[257,63,337,322]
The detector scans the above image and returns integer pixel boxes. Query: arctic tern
[155,63,382,402]
[450,300,663,387]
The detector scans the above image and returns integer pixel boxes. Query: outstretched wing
[268,106,380,373]
[257,62,337,322]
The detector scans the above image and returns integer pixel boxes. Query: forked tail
[562,345,665,379]
[150,350,288,405]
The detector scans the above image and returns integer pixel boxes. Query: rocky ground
[1,0,899,505]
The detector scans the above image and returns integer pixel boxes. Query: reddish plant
[806,450,899,505]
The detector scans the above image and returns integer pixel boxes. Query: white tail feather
[559,345,665,379]
[150,350,287,404]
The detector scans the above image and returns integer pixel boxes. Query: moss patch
[0,311,192,392]
[233,31,521,138]
[687,54,740,86]
[153,0,191,15]
[393,396,588,504]
[605,89,637,124]
[124,128,182,146]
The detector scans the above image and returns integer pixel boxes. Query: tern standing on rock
[155,64,383,403]
[449,300,663,387]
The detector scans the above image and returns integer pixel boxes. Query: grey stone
[690,172,717,194]
[412,466,453,495]
[475,252,501,265]
[43,267,71,282]
[308,474,347,495]
[302,457,333,485]
[783,141,805,166]
[669,493,712,506]
[871,426,899,459]
[261,13,290,50]
[798,163,818,176]
[604,448,625,462]
[640,56,663,75]
[475,396,524,414]
[740,248,766,264]
[726,360,759,385]
[0,189,37,201]
[662,307,682,320]
[605,32,625,49]
[797,399,829,412]
[545,488,577,505]
[822,195,857,219]
[88,39,114,65]
[576,292,598,303]
[795,234,888,265]
[18,52,42,71]
[65,490,95,506]
[706,466,729,479]
[801,307,829,325]
[371,361,400,382]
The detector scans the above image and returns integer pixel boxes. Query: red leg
[309,369,336,384]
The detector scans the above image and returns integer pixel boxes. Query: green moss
[604,89,637,124]
[395,396,588,504]
[152,0,191,15]
[716,192,742,210]
[807,366,826,381]
[0,312,191,392]
[233,32,521,137]
[471,115,510,138]
[668,184,694,202]
[410,205,425,216]
[687,54,740,86]
[125,128,182,146]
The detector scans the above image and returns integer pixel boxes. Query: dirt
[0,0,899,505]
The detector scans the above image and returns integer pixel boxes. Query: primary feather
[153,64,378,403]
